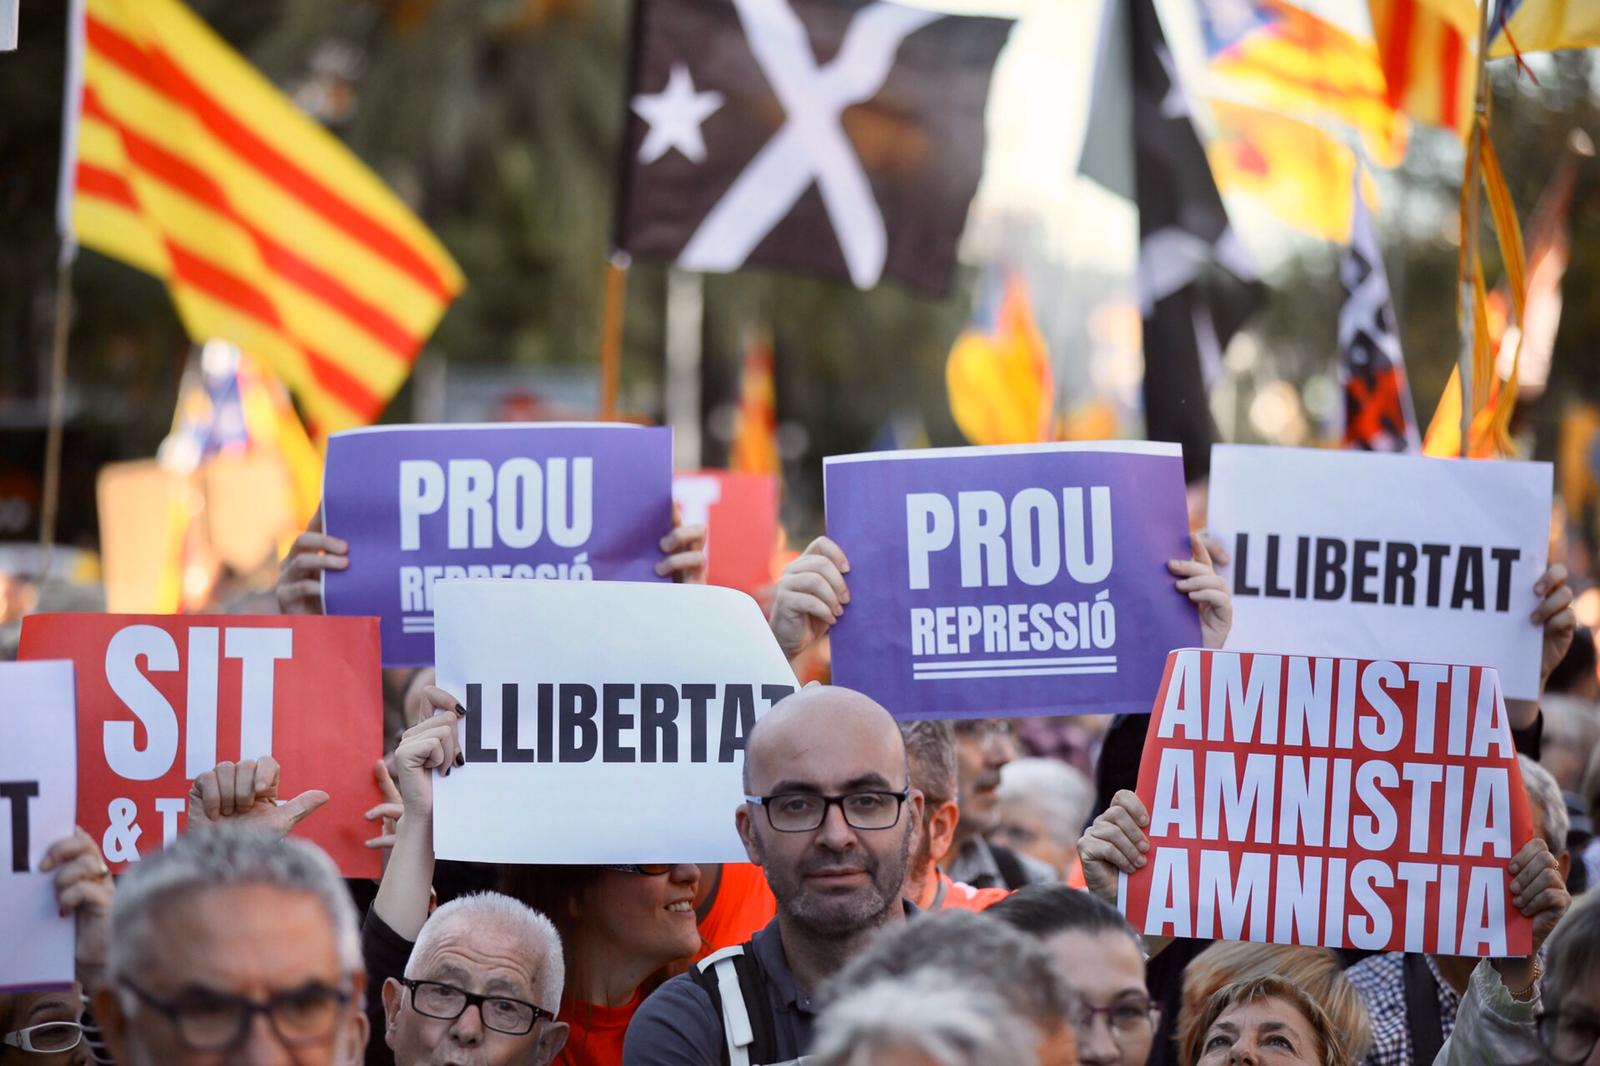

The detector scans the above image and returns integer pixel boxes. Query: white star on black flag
[615,0,1013,295]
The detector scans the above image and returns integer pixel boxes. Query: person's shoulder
[1344,951,1404,989]
[622,972,722,1066]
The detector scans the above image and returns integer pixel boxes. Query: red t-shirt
[555,990,644,1066]
[694,862,777,961]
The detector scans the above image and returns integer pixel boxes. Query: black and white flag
[615,0,1013,294]
[1082,0,1263,483]
[1339,168,1419,452]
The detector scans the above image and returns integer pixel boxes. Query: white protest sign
[433,580,799,863]
[1,0,15,51]
[1209,445,1551,699]
[1,660,77,992]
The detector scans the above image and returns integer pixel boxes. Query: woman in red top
[501,863,702,1066]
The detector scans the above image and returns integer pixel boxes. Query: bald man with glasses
[624,685,924,1066]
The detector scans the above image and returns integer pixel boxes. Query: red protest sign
[1120,650,1535,957]
[17,614,383,878]
[673,471,780,595]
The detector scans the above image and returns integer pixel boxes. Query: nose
[1075,1014,1121,1065]
[448,1003,486,1046]
[982,726,1016,766]
[670,863,700,887]
[1228,1048,1258,1066]
[815,798,858,850]
[238,1011,295,1066]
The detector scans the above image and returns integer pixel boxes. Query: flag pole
[598,251,631,421]
[40,0,86,579]
[1454,0,1494,458]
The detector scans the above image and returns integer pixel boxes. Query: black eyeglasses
[602,864,673,876]
[745,789,910,832]
[1538,1009,1600,1065]
[119,978,351,1053]
[398,978,554,1035]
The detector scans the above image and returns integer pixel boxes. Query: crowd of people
[7,504,1600,1066]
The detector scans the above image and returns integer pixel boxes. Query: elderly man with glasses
[94,826,369,1066]
[380,893,568,1066]
[624,684,924,1066]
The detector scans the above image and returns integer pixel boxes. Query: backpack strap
[1402,953,1446,1066]
[690,944,778,1066]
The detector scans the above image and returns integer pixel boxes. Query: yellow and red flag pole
[598,251,631,421]
[1454,0,1493,458]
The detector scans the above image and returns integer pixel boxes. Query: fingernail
[1136,855,1146,868]
[1138,840,1149,852]
[453,703,468,718]
[454,752,465,767]
[443,766,451,777]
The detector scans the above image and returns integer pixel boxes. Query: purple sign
[323,424,673,666]
[823,442,1199,719]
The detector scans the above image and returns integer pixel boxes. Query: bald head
[744,686,908,795]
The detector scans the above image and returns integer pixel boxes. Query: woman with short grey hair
[810,969,1040,1066]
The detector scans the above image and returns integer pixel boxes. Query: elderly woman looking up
[1190,977,1351,1066]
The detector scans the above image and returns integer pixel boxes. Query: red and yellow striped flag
[1368,0,1477,139]
[730,330,779,476]
[65,0,465,434]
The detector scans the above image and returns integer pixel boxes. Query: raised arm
[371,686,462,940]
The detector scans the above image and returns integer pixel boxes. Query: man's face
[992,797,1074,881]
[952,720,1017,835]
[1049,931,1152,1066]
[95,884,367,1066]
[739,699,922,937]
[383,913,567,1066]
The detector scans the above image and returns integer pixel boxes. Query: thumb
[279,790,331,828]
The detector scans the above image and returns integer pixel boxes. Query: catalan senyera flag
[1197,0,1407,168]
[1491,0,1600,57]
[729,330,779,476]
[1206,99,1375,242]
[1368,0,1477,139]
[63,0,465,434]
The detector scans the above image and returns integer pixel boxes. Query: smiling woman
[1190,977,1352,1066]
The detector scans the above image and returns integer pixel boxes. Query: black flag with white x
[615,0,1013,295]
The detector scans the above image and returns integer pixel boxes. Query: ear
[381,977,403,1048]
[927,800,960,863]
[343,1004,370,1064]
[906,788,926,841]
[535,1020,571,1065]
[92,985,130,1064]
[736,804,763,866]
[1559,849,1572,885]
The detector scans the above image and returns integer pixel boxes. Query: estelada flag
[614,0,1012,295]
[1196,0,1407,168]
[61,0,465,435]
[1206,99,1375,243]
[1368,0,1477,139]
[1491,0,1600,57]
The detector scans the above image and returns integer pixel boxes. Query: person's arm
[622,977,727,1066]
[372,687,461,940]
[1076,789,1172,958]
[1434,836,1571,1066]
[1505,563,1575,735]
[38,828,114,995]
[767,536,851,664]
[1169,531,1232,651]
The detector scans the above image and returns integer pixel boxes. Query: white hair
[408,893,565,1013]
[109,827,361,978]
[997,757,1095,848]
[811,970,1040,1066]
[1520,754,1570,855]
